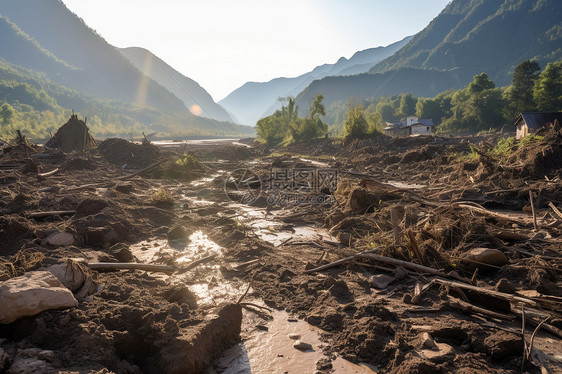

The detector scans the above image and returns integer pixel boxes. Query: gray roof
[516,112,562,130]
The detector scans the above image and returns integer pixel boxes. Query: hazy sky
[61,0,450,101]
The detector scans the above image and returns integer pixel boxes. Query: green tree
[416,98,442,125]
[0,102,14,124]
[398,93,417,118]
[376,101,394,121]
[309,94,326,120]
[343,105,368,140]
[256,115,286,146]
[468,73,495,94]
[510,60,541,113]
[533,61,562,111]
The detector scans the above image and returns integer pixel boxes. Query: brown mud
[1,130,561,373]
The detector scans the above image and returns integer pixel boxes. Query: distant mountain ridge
[119,47,234,123]
[219,35,413,125]
[296,0,562,110]
[0,0,252,137]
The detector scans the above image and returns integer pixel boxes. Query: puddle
[210,310,377,374]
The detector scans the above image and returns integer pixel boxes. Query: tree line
[264,58,560,144]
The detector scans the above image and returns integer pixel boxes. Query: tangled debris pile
[0,128,561,373]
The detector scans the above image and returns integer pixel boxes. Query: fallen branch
[27,210,76,219]
[116,159,168,181]
[303,248,380,274]
[407,230,424,265]
[446,295,515,321]
[87,262,174,273]
[175,254,217,274]
[358,253,470,283]
[391,207,401,245]
[529,190,538,231]
[548,202,562,221]
[434,278,537,306]
[37,168,60,179]
[454,202,530,225]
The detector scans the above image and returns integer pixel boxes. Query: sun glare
[190,104,202,116]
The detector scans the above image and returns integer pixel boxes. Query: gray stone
[288,333,301,340]
[46,262,85,292]
[0,271,78,324]
[369,274,395,289]
[293,340,313,351]
[42,232,74,247]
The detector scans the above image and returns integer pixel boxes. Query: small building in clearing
[384,116,435,137]
[514,112,562,139]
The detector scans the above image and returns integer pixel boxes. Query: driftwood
[27,210,76,219]
[391,207,401,245]
[358,253,471,283]
[87,262,174,273]
[175,254,217,274]
[446,295,515,321]
[303,249,380,274]
[529,191,538,230]
[433,278,537,306]
[116,159,168,181]
[37,168,60,179]
[548,202,562,221]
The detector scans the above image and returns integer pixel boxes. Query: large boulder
[0,271,78,324]
[462,247,508,271]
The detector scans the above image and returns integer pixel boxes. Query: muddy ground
[0,130,561,374]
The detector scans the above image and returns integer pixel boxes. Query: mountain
[296,0,562,110]
[0,0,253,138]
[119,47,234,123]
[219,36,412,125]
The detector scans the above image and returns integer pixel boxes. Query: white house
[384,116,436,137]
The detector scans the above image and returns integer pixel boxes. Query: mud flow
[1,126,562,373]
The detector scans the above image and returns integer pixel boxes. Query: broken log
[303,248,380,274]
[116,159,168,181]
[548,202,562,221]
[87,262,174,273]
[446,295,515,321]
[391,207,401,245]
[433,278,537,306]
[27,210,76,219]
[529,190,538,230]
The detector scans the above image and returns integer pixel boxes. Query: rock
[462,247,508,271]
[114,183,134,194]
[346,187,370,213]
[5,356,53,374]
[0,348,8,371]
[418,342,455,363]
[419,332,437,350]
[46,262,85,292]
[336,231,352,245]
[288,333,301,340]
[0,271,78,324]
[42,232,74,247]
[495,278,516,294]
[75,199,109,217]
[109,243,135,262]
[168,226,189,241]
[369,274,395,289]
[293,340,313,351]
[85,226,119,247]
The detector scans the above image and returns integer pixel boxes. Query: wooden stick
[303,248,380,274]
[391,207,401,245]
[116,159,168,180]
[175,254,217,274]
[548,202,562,221]
[529,191,538,230]
[446,295,515,320]
[87,262,174,273]
[434,278,537,306]
[454,203,530,225]
[407,230,424,265]
[37,168,60,179]
[27,210,76,219]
